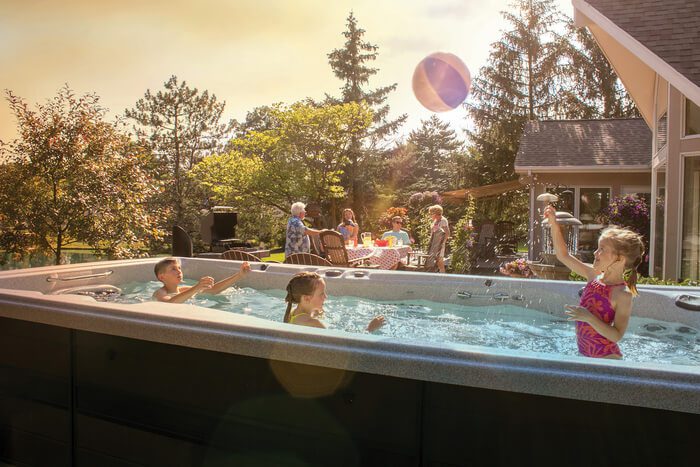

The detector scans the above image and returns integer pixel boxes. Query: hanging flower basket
[499,258,534,278]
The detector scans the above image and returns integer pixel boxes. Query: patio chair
[403,228,446,272]
[495,221,519,255]
[284,253,333,266]
[309,235,325,257]
[318,230,379,268]
[222,249,263,262]
[172,225,193,257]
[472,221,497,263]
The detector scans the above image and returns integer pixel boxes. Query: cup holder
[324,270,344,278]
[353,270,368,278]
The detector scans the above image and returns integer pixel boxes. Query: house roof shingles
[585,0,700,89]
[515,119,651,168]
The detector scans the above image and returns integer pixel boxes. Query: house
[515,118,652,264]
[551,0,700,280]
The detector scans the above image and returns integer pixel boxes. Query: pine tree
[125,76,234,231]
[406,115,463,191]
[464,0,640,232]
[561,24,640,119]
[327,11,406,221]
[467,0,569,186]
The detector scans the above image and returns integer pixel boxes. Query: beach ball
[412,52,471,112]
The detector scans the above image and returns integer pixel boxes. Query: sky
[0,0,574,145]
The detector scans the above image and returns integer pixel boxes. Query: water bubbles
[109,281,700,366]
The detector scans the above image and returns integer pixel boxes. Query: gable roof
[584,0,700,91]
[515,119,651,171]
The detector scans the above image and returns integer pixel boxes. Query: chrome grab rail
[46,270,114,282]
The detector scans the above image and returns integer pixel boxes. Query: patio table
[346,245,411,270]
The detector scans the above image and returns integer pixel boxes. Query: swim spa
[1,258,698,466]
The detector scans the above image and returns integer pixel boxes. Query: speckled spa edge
[0,258,698,415]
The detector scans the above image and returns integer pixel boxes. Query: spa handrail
[46,270,114,282]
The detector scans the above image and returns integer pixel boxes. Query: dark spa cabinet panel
[421,382,700,467]
[0,318,72,467]
[73,331,422,467]
[3,317,698,467]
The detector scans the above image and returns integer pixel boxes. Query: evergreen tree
[327,11,406,221]
[464,0,640,231]
[467,0,569,186]
[405,115,463,192]
[561,24,640,119]
[125,76,234,232]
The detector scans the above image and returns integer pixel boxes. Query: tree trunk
[55,231,62,265]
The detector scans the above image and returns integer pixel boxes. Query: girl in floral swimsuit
[543,205,645,359]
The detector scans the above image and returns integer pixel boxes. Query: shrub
[601,194,650,238]
[448,195,477,274]
[376,207,408,230]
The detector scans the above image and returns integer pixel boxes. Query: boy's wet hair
[154,257,179,278]
[600,227,645,296]
[283,272,323,323]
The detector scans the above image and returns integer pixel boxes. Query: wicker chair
[284,253,333,266]
[222,249,263,262]
[319,230,379,268]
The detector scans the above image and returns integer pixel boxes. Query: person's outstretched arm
[155,276,214,303]
[205,262,251,295]
[543,205,594,280]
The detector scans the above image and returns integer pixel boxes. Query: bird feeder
[541,211,583,258]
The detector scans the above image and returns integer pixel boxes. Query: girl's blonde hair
[600,226,645,296]
[428,205,443,216]
[283,272,323,323]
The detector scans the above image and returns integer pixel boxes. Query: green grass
[263,252,285,262]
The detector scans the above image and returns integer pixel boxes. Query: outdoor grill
[200,206,250,252]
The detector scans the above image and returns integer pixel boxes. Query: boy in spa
[152,257,251,303]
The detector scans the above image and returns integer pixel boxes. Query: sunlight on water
[113,281,700,366]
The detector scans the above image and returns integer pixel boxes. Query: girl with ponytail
[283,272,385,332]
[544,205,644,359]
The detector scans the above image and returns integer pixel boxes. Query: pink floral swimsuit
[576,279,625,358]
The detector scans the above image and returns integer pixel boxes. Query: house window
[579,188,610,222]
[681,157,700,280]
[578,188,610,259]
[620,186,651,201]
[653,170,665,278]
[546,187,575,213]
[686,99,700,136]
[545,187,611,260]
[656,112,668,152]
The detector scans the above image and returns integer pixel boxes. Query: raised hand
[564,305,594,323]
[543,204,557,224]
[367,315,386,332]
[195,276,214,291]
